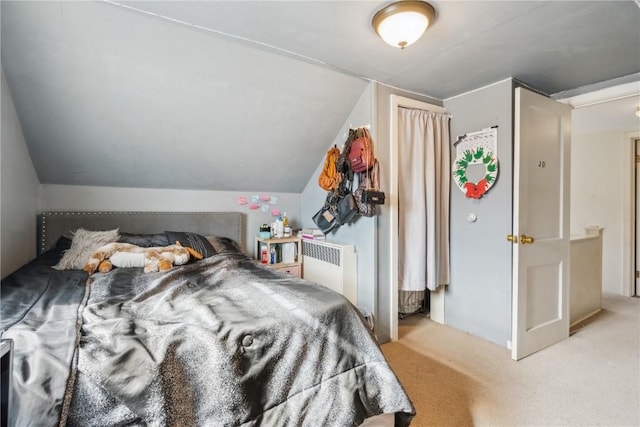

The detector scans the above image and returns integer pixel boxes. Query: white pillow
[53,228,120,270]
[109,251,146,268]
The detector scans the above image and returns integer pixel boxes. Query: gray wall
[39,184,301,254]
[1,71,40,278]
[300,83,377,315]
[443,79,515,347]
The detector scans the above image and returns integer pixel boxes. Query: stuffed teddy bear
[83,241,203,275]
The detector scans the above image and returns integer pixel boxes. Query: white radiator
[302,239,357,306]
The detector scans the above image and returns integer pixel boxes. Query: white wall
[571,130,627,294]
[569,93,640,296]
[1,71,41,278]
[40,184,301,254]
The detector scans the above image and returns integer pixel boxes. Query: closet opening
[389,95,449,340]
[398,289,430,320]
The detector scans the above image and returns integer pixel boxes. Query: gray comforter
[1,243,414,426]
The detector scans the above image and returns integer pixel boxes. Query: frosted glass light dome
[372,1,435,49]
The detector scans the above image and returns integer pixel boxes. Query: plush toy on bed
[83,241,203,275]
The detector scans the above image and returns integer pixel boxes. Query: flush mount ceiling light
[372,0,436,49]
[636,106,640,118]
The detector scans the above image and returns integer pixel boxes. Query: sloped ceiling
[2,1,639,192]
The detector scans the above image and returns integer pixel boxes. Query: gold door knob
[520,234,534,244]
[507,235,518,244]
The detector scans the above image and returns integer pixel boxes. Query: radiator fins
[302,241,341,267]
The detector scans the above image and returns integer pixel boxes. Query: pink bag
[348,128,376,173]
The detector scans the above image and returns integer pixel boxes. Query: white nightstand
[255,236,302,278]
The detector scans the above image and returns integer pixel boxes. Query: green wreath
[452,147,498,199]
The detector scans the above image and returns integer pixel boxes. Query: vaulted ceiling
[2,1,639,192]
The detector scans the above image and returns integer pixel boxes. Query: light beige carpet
[381,293,640,427]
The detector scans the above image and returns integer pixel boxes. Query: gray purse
[336,179,358,225]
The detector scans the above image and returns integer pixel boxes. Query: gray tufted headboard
[38,211,245,255]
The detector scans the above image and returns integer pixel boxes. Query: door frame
[627,133,640,296]
[388,95,446,341]
[557,82,639,298]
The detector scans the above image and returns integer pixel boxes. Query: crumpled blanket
[2,246,414,426]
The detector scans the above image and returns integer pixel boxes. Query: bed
[1,211,414,426]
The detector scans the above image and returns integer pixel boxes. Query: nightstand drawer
[274,264,301,278]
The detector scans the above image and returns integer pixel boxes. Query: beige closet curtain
[398,107,451,302]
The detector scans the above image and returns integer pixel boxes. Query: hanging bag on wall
[354,170,377,217]
[354,160,384,217]
[313,175,359,232]
[312,192,340,233]
[336,129,355,181]
[337,193,358,225]
[312,206,338,234]
[361,161,385,205]
[318,145,342,191]
[348,127,376,173]
[335,178,358,225]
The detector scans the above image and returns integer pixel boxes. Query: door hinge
[636,271,639,279]
[636,155,640,164]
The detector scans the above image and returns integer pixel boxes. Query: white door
[512,87,571,361]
